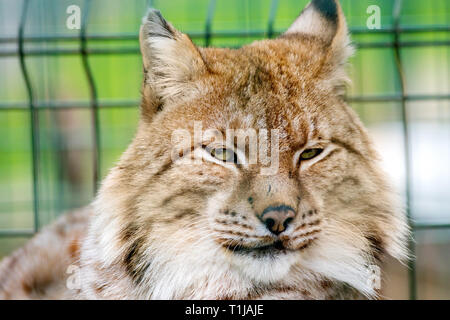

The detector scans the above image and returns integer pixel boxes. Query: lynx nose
[260,205,296,235]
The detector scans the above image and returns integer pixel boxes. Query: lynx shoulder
[0,0,408,300]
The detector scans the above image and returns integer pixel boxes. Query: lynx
[0,0,408,299]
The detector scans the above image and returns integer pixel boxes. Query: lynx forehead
[0,0,409,300]
[78,0,408,299]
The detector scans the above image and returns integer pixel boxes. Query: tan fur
[0,0,408,300]
[0,207,89,299]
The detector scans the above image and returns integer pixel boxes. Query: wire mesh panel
[0,0,449,299]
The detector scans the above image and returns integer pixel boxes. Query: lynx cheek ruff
[0,0,408,300]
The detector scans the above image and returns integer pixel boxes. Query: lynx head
[91,0,409,299]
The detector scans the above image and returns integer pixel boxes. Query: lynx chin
[0,0,409,300]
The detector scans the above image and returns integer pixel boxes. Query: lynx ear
[285,0,352,64]
[285,0,353,95]
[139,9,207,111]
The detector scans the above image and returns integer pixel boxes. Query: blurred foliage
[0,0,448,298]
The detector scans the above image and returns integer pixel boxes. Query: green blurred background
[0,0,449,299]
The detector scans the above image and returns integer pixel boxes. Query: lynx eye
[300,148,323,161]
[209,147,237,163]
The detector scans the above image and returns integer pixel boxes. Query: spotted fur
[0,0,408,300]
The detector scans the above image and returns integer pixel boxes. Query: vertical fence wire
[205,0,217,47]
[80,0,101,194]
[18,0,40,233]
[392,0,416,300]
[267,0,279,39]
[2,0,450,299]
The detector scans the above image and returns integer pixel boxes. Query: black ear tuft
[284,0,347,45]
[139,7,207,113]
[143,8,175,39]
[312,0,338,23]
[283,0,353,95]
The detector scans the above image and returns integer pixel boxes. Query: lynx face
[84,0,408,299]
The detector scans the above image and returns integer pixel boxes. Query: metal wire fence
[0,0,449,299]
